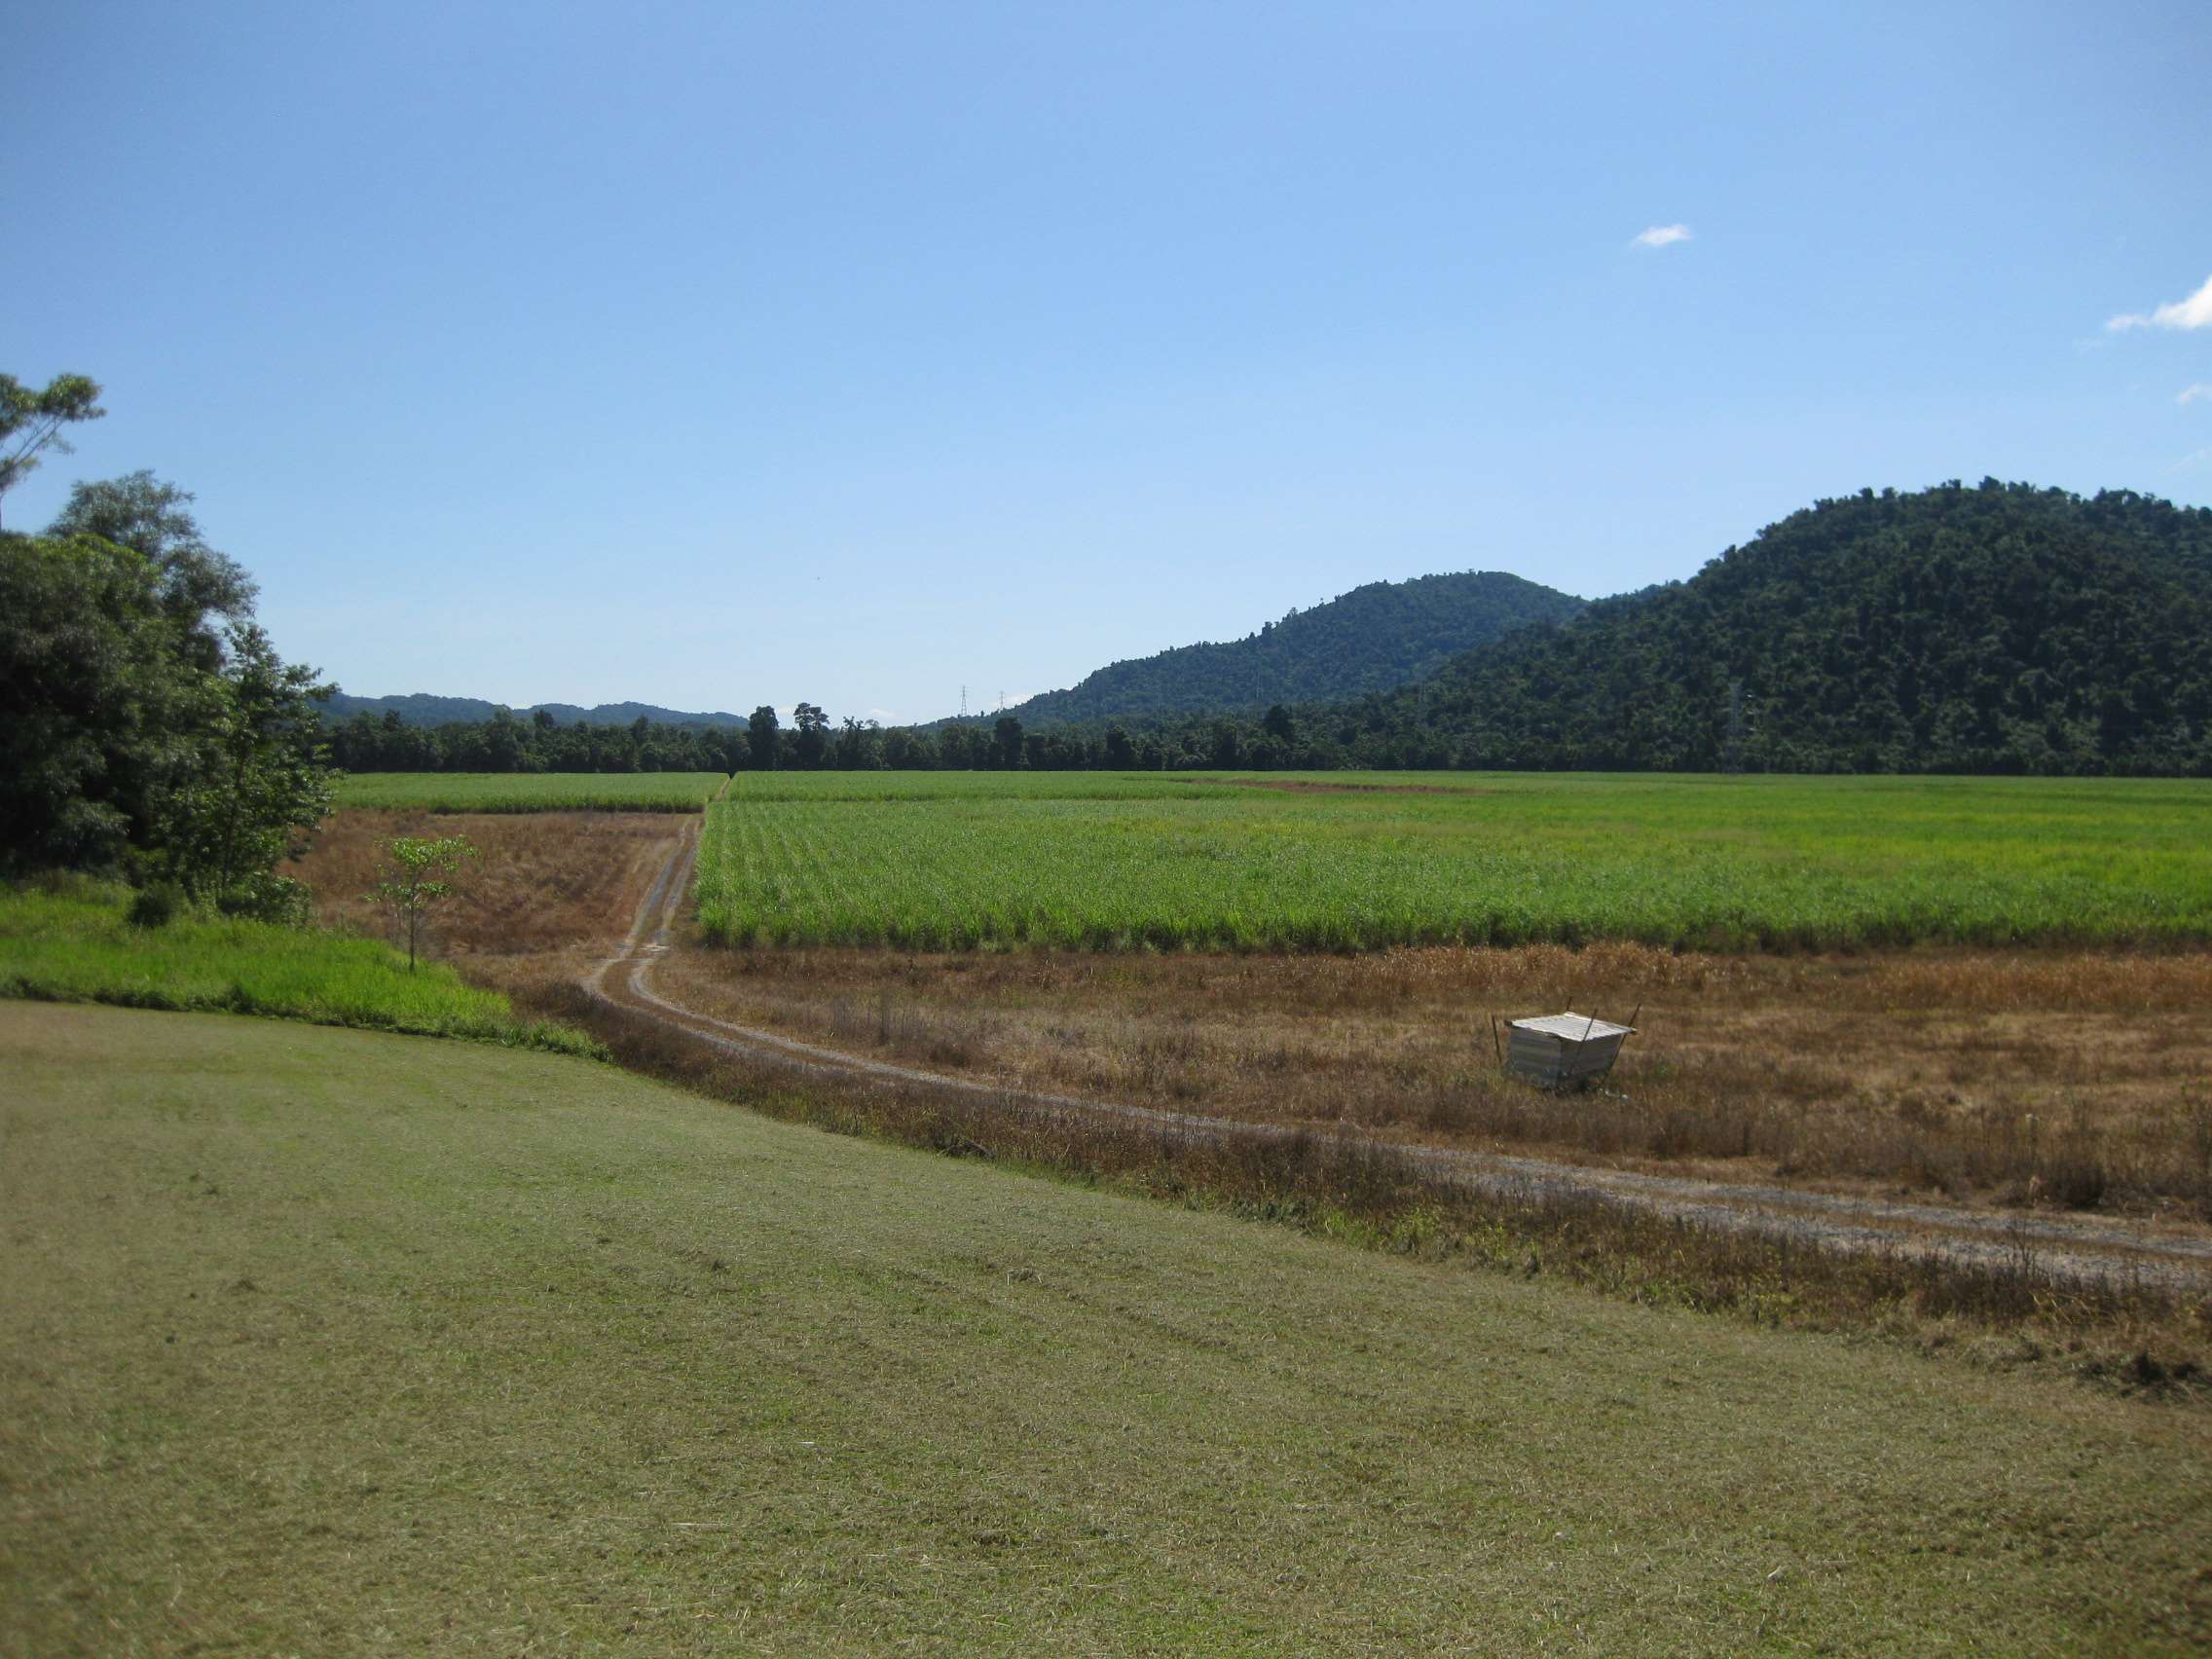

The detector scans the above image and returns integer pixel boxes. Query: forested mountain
[996,571,1583,724]
[320,691,748,729]
[1355,480,2212,774]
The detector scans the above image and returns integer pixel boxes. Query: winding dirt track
[586,825,2212,1295]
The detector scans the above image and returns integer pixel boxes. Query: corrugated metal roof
[1510,1013,1635,1041]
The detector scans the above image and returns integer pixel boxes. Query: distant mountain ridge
[319,691,749,729]
[997,571,1584,726]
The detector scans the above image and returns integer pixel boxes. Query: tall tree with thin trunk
[0,373,105,529]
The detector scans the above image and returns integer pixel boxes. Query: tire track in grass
[588,828,2212,1294]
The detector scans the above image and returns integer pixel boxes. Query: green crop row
[692,772,2212,951]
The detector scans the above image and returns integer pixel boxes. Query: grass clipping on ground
[4,1002,2208,1653]
[0,880,598,1055]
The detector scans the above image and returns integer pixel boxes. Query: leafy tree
[47,471,254,668]
[371,833,477,971]
[0,372,105,529]
[3,436,338,892]
[748,705,781,769]
[993,715,1024,768]
[482,707,527,771]
[793,702,829,766]
[0,534,213,870]
[153,622,336,903]
[833,716,883,769]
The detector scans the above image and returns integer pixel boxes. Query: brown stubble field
[285,808,685,967]
[651,939,2212,1222]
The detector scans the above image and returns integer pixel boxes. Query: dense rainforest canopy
[1361,480,2212,775]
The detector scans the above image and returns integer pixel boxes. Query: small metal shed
[1502,1013,1636,1090]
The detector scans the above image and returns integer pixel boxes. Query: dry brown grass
[652,941,2212,1220]
[285,809,685,965]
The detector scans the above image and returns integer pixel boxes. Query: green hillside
[1379,481,2212,774]
[1007,570,1582,724]
[6,1002,2208,1652]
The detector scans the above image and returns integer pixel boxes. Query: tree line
[328,697,1440,774]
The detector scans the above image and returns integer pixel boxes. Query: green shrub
[216,872,314,927]
[126,882,187,930]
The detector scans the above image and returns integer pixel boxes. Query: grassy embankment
[5,1001,2208,1653]
[698,771,2212,950]
[333,770,728,812]
[0,881,597,1054]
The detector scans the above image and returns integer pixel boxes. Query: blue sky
[9,1,2209,721]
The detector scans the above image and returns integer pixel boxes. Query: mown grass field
[5,1002,2207,1653]
[699,771,2212,950]
[0,881,595,1054]
[333,770,727,812]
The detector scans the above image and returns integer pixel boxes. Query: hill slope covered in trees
[998,571,1583,725]
[1357,481,2212,774]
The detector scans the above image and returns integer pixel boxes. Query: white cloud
[2179,383,2212,406]
[2107,271,2212,331]
[1632,223,1693,249]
